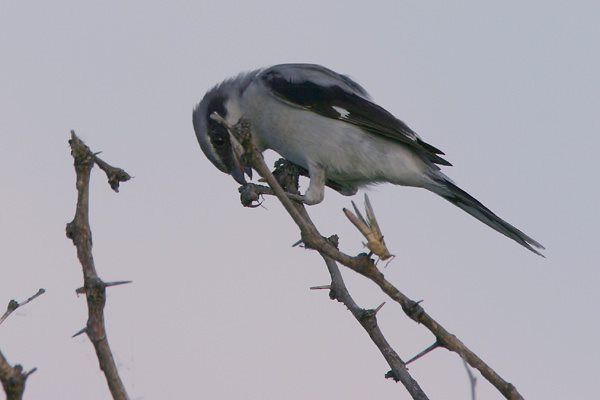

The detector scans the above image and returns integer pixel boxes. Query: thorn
[76,280,131,295]
[374,302,386,314]
[25,367,38,377]
[72,327,87,338]
[104,280,133,288]
[405,299,425,320]
[310,285,331,290]
[405,341,441,365]
[291,238,304,247]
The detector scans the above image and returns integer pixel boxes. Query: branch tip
[0,288,46,326]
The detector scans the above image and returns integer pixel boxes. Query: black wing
[260,64,451,166]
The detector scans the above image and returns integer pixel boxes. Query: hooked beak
[230,150,253,185]
[231,164,247,185]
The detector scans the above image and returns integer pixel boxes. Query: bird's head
[192,87,249,185]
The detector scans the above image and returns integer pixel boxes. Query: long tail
[427,176,545,256]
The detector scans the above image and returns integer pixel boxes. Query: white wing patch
[333,106,350,118]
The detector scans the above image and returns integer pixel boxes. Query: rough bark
[66,131,131,400]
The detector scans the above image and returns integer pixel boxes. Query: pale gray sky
[1,1,598,399]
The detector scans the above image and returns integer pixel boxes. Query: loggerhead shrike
[193,63,544,255]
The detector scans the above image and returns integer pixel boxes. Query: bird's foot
[287,192,324,205]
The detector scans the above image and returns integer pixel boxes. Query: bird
[192,63,544,255]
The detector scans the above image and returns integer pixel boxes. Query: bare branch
[0,289,45,326]
[228,118,524,400]
[66,131,130,400]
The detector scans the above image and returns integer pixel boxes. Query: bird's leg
[301,163,326,205]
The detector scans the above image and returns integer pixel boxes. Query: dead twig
[66,131,131,400]
[0,289,45,326]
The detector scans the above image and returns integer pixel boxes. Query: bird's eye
[213,136,226,146]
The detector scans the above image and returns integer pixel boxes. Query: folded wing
[260,64,451,167]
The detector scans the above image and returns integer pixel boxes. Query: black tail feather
[430,178,545,256]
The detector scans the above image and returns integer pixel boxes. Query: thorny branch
[240,148,429,397]
[321,254,428,400]
[65,131,131,400]
[226,118,523,400]
[0,288,45,400]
